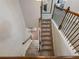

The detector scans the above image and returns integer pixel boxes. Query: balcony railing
[52,4,65,27]
[52,4,79,54]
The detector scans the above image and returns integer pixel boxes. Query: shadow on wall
[0,18,12,41]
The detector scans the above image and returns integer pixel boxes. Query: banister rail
[22,36,32,45]
[52,4,79,54]
[64,9,79,16]
[1,56,79,59]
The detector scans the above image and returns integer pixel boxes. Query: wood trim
[1,56,79,59]
[64,9,79,16]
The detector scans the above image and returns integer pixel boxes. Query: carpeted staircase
[39,19,54,56]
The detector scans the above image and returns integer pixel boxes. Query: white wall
[65,0,79,12]
[0,0,27,56]
[20,0,41,27]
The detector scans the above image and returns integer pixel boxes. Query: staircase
[39,19,54,56]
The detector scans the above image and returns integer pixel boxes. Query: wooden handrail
[1,56,79,59]
[55,5,79,16]
[64,9,79,16]
[22,36,32,45]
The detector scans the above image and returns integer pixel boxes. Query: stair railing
[40,0,43,19]
[58,7,70,29]
[52,4,79,54]
[52,4,66,27]
[38,29,41,52]
[22,35,32,45]
[38,20,41,52]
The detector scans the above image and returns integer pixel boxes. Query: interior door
[42,0,53,14]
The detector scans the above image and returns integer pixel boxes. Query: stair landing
[25,40,39,56]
